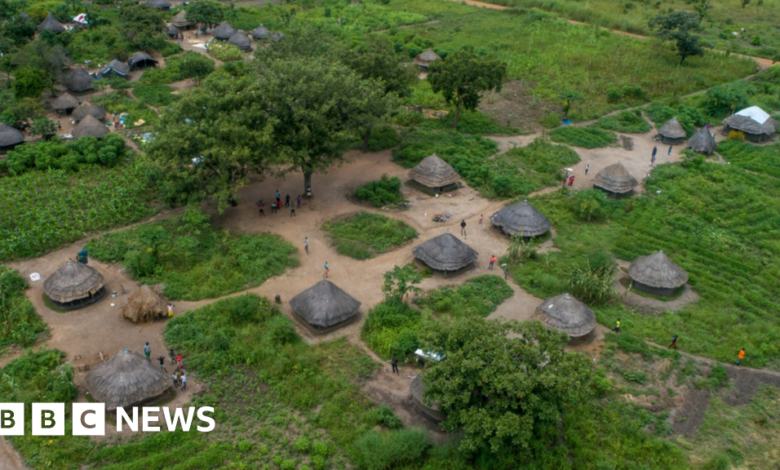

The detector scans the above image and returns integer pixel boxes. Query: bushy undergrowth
[392,128,497,168]
[415,274,513,317]
[716,141,780,178]
[549,126,617,148]
[1,134,128,176]
[138,51,215,86]
[366,124,401,151]
[351,428,432,470]
[322,212,417,260]
[356,174,404,208]
[0,265,45,348]
[595,110,651,134]
[86,210,298,300]
[422,110,519,135]
[207,41,245,62]
[132,85,177,107]
[93,92,160,129]
[645,103,708,137]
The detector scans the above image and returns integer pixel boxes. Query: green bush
[392,128,497,168]
[293,436,310,453]
[4,134,128,176]
[322,212,418,260]
[207,41,245,61]
[367,405,404,430]
[423,110,518,135]
[362,300,421,358]
[595,110,652,134]
[0,266,45,347]
[356,174,404,208]
[549,126,617,148]
[415,275,513,317]
[366,124,402,151]
[717,141,780,178]
[351,428,432,470]
[132,85,177,107]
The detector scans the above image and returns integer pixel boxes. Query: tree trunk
[361,127,371,153]
[451,103,462,129]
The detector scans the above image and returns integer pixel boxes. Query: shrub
[5,134,128,176]
[570,189,610,222]
[350,428,431,470]
[293,436,310,453]
[237,440,252,452]
[311,455,326,470]
[207,41,245,61]
[367,405,404,430]
[595,110,651,134]
[356,174,404,208]
[549,126,617,148]
[727,130,745,141]
[0,266,45,347]
[311,441,331,457]
[703,82,751,117]
[539,112,562,129]
[362,300,421,358]
[366,124,401,151]
[133,85,177,107]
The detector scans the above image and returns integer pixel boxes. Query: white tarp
[73,13,87,24]
[735,106,770,125]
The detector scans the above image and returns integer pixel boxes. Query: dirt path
[0,438,28,470]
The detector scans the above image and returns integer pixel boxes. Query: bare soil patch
[478,80,558,132]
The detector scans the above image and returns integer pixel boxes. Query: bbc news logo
[0,404,215,436]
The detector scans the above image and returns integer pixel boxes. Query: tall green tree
[427,47,506,128]
[117,4,165,51]
[649,11,704,65]
[12,67,50,99]
[382,265,422,301]
[419,317,592,455]
[185,0,224,29]
[14,41,70,96]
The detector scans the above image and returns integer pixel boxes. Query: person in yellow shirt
[613,319,621,333]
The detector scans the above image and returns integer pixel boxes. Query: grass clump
[322,212,417,260]
[549,126,618,148]
[350,428,432,470]
[132,85,177,107]
[0,265,45,348]
[356,174,405,208]
[595,110,652,134]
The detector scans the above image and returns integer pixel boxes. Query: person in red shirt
[489,255,497,271]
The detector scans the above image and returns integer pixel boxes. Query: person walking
[460,219,467,237]
[613,319,621,333]
[737,348,746,366]
[297,195,302,208]
[652,146,657,158]
[323,261,329,279]
[181,372,187,391]
[176,354,183,368]
[167,303,175,319]
[489,255,496,271]
[585,164,589,175]
[668,146,672,156]
[290,203,296,217]
[144,342,151,361]
[391,356,399,375]
[285,194,290,207]
[157,356,166,371]
[479,214,484,225]
[276,189,281,201]
[669,335,678,349]
[568,175,575,187]
[651,154,656,167]
[257,200,265,216]
[304,237,309,255]
[270,201,275,214]
[504,268,510,280]
[176,369,182,387]
[172,371,179,388]
[169,348,176,363]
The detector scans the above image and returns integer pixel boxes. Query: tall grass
[322,212,418,260]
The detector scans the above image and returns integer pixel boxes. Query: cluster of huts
[201,21,284,52]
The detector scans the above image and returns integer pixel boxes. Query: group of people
[145,343,188,390]
[257,190,301,217]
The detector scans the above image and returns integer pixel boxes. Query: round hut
[408,154,459,192]
[628,250,688,297]
[289,280,361,333]
[52,92,79,115]
[72,115,109,139]
[64,67,95,93]
[228,31,252,51]
[38,13,65,34]
[687,127,717,155]
[166,24,181,39]
[98,59,130,79]
[86,349,172,411]
[657,117,686,145]
[147,0,171,10]
[44,259,105,309]
[122,285,165,323]
[722,106,778,143]
[129,52,158,70]
[251,24,271,40]
[212,22,237,40]
[72,101,106,122]
[410,375,445,422]
[534,293,596,339]
[0,123,25,152]
[491,200,551,238]
[171,10,195,30]
[413,49,441,70]
[412,232,478,273]
[593,162,638,196]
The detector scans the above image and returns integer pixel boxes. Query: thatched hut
[86,349,172,411]
[122,286,165,323]
[73,102,107,122]
[44,259,105,309]
[628,250,688,297]
[212,22,236,40]
[99,60,130,78]
[128,52,158,70]
[408,154,459,191]
[52,92,79,115]
[251,24,271,40]
[412,233,478,273]
[147,0,171,10]
[228,31,252,51]
[72,115,109,139]
[410,375,445,422]
[171,10,194,30]
[657,117,686,144]
[64,67,94,93]
[166,24,181,39]
[722,106,778,143]
[289,280,361,333]
[0,123,25,152]
[534,293,596,339]
[414,49,441,70]
[38,13,65,34]
[593,162,638,196]
[687,127,717,155]
[491,200,551,238]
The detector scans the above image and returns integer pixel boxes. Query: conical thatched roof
[212,21,236,40]
[723,106,779,137]
[99,59,130,77]
[86,349,171,411]
[412,233,478,271]
[166,24,181,36]
[628,250,688,289]
[289,280,361,329]
[491,200,551,237]
[593,162,638,194]
[534,293,596,338]
[129,51,158,68]
[52,92,79,111]
[73,101,106,122]
[251,24,270,39]
[410,375,445,422]
[122,286,165,323]
[64,67,94,93]
[147,0,171,9]
[0,123,24,148]
[687,127,717,155]
[658,117,686,139]
[409,154,459,188]
[38,13,65,34]
[72,115,109,139]
[414,49,441,66]
[44,259,104,304]
[171,10,193,28]
[228,31,252,51]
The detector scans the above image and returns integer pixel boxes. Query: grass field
[322,212,418,260]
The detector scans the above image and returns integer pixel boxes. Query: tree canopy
[185,0,224,28]
[649,11,704,65]
[117,4,166,51]
[12,67,50,100]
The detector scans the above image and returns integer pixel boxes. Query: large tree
[428,47,506,128]
[649,11,704,65]
[185,0,224,30]
[14,41,70,95]
[419,317,592,455]
[12,67,50,99]
[117,4,165,51]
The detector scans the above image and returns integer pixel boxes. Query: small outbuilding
[44,259,105,309]
[129,51,158,70]
[38,13,66,34]
[593,162,638,196]
[147,0,171,10]
[52,92,79,115]
[170,10,195,30]
[228,31,252,51]
[412,232,478,273]
[413,49,441,70]
[657,117,686,145]
[0,123,25,152]
[251,24,271,40]
[491,200,551,238]
[72,115,109,139]
[166,24,181,39]
[722,106,779,143]
[212,22,237,40]
[408,154,459,191]
[534,293,596,339]
[99,59,130,79]
[86,349,172,411]
[289,280,361,333]
[64,67,95,93]
[628,250,688,297]
[687,126,717,155]
[410,375,445,422]
[73,101,107,122]
[122,285,165,323]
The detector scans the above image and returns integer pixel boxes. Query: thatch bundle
[657,117,686,144]
[212,22,236,40]
[290,280,361,332]
[410,375,445,422]
[73,101,106,122]
[687,127,717,155]
[491,200,551,237]
[412,233,478,272]
[52,92,79,113]
[147,0,171,10]
[86,349,171,411]
[628,250,688,296]
[72,115,109,139]
[0,123,24,150]
[129,52,158,69]
[409,154,459,189]
[228,31,252,51]
[252,24,270,40]
[122,286,165,323]
[534,293,596,338]
[64,67,94,93]
[44,259,104,308]
[593,162,638,195]
[414,49,441,68]
[722,106,778,142]
[38,13,65,34]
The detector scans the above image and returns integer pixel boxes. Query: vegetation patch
[716,140,780,178]
[365,124,401,152]
[595,110,652,134]
[355,174,405,208]
[1,134,128,176]
[322,212,417,260]
[549,126,618,148]
[0,265,46,348]
[392,128,498,168]
[132,85,177,107]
